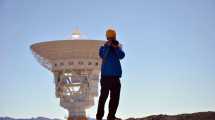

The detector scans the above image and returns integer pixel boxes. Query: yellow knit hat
[106,29,116,38]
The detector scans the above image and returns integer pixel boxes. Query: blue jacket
[99,43,125,78]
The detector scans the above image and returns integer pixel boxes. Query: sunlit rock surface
[127,111,215,120]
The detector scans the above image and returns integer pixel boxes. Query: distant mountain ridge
[0,117,95,120]
[0,117,61,120]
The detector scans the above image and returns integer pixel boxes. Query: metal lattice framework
[31,39,105,119]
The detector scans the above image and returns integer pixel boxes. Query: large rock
[127,111,215,120]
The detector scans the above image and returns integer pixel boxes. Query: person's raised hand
[112,44,119,48]
[105,40,112,46]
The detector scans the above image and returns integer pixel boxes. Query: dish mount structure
[30,32,105,120]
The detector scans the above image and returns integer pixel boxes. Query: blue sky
[0,0,215,119]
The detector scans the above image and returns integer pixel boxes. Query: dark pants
[96,76,121,120]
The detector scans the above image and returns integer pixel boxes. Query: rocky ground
[1,111,215,120]
[126,111,215,120]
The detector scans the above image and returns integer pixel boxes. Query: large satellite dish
[31,38,105,120]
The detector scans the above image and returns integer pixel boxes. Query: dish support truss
[53,69,100,119]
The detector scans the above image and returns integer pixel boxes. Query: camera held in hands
[111,40,119,46]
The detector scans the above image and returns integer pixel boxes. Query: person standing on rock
[96,29,125,120]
